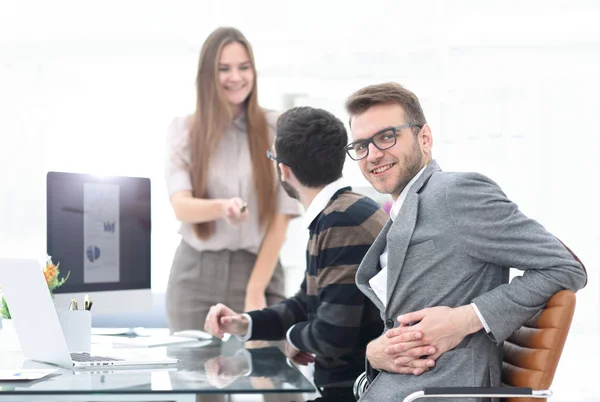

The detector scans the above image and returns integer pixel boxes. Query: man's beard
[391,138,424,196]
[277,164,300,200]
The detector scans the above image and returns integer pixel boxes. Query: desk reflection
[0,338,315,397]
[203,345,304,391]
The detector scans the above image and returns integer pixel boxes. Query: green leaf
[0,296,11,320]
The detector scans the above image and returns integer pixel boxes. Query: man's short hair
[345,82,427,134]
[275,106,347,188]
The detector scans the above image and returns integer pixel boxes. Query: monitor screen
[46,172,151,298]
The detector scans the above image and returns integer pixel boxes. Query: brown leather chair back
[502,290,576,402]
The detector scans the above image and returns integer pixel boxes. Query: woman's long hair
[189,27,275,239]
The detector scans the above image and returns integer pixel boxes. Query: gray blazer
[356,160,586,402]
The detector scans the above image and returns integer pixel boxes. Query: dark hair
[275,107,347,188]
[345,82,426,134]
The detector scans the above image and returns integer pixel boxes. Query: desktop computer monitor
[46,172,152,315]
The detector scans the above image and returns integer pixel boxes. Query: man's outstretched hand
[204,303,250,339]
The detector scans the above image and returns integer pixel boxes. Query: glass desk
[0,338,315,401]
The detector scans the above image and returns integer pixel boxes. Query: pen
[72,299,78,311]
[86,300,93,311]
[240,203,248,213]
[84,294,90,311]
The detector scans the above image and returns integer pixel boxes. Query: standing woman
[164,27,301,335]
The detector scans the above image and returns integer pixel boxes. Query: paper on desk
[91,335,211,348]
[91,327,171,337]
[0,369,57,381]
[91,327,131,336]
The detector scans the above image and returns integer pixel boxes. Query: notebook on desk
[0,258,179,369]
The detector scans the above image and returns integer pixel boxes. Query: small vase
[0,318,22,352]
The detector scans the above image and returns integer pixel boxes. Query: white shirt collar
[303,177,350,228]
[390,164,428,221]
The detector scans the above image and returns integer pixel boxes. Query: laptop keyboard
[70,352,124,362]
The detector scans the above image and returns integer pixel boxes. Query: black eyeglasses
[266,149,287,165]
[344,124,422,161]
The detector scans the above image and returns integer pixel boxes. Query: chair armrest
[353,371,368,400]
[403,387,552,402]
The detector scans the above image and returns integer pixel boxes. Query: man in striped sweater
[205,106,388,401]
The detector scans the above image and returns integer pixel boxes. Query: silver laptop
[0,258,178,368]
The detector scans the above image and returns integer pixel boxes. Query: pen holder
[56,309,91,353]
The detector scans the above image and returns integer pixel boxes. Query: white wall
[0,0,597,333]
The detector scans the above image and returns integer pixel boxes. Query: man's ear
[279,163,292,182]
[419,124,433,155]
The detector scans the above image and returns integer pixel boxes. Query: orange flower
[44,263,58,286]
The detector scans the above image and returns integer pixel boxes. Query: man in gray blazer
[343,82,587,401]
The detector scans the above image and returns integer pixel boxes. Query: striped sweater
[248,188,387,387]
